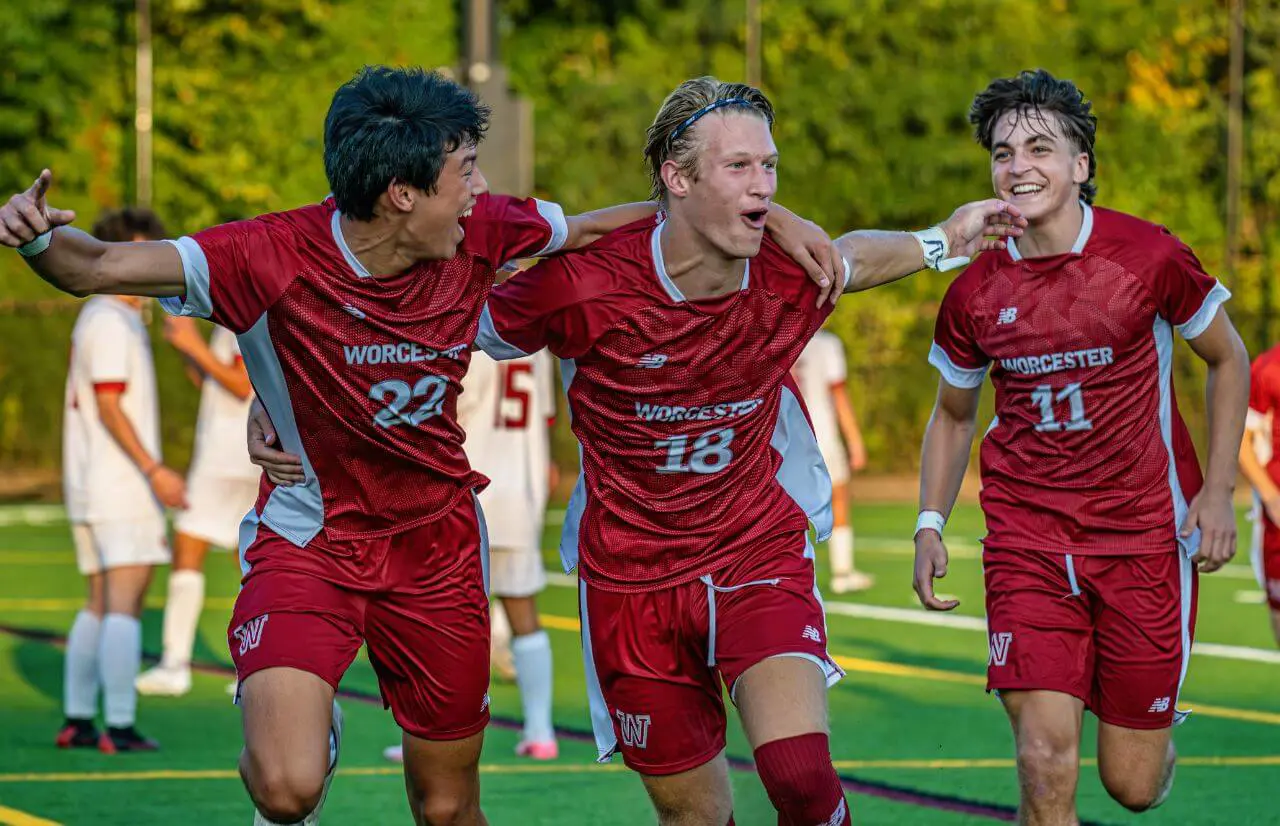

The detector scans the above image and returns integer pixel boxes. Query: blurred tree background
[1,0,1277,487]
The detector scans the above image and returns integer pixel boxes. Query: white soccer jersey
[62,297,163,522]
[188,326,258,481]
[459,350,555,549]
[792,329,847,451]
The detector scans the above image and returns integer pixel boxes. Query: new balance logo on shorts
[615,710,652,749]
[824,800,849,826]
[637,353,668,368]
[988,631,1013,666]
[1149,696,1171,713]
[801,625,823,643]
[233,615,269,656]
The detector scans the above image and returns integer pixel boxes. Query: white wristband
[17,230,52,258]
[910,226,970,272]
[914,509,946,539]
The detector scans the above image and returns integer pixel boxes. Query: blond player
[58,209,187,753]
[792,328,870,592]
[137,321,257,696]
[386,347,559,763]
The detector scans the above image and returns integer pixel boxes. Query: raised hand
[940,199,1027,261]
[0,170,77,248]
[766,205,845,307]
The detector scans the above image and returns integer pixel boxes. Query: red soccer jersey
[161,194,568,546]
[477,216,841,592]
[930,204,1229,556]
[1247,345,1280,485]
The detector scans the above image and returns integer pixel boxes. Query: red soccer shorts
[1250,502,1280,610]
[228,495,490,741]
[984,544,1197,730]
[580,536,844,776]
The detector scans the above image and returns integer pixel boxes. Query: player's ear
[661,159,691,200]
[385,179,416,214]
[1072,153,1089,187]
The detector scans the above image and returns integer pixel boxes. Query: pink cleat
[515,740,558,761]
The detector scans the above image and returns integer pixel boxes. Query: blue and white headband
[668,98,768,144]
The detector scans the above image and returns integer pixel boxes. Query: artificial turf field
[0,501,1276,825]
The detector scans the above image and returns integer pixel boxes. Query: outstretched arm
[1,170,186,297]
[839,199,1026,293]
[563,202,659,250]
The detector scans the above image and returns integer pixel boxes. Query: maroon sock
[753,733,850,826]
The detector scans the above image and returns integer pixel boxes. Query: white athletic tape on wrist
[914,509,947,539]
[17,230,52,258]
[910,226,969,272]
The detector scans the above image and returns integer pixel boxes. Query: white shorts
[489,543,547,598]
[818,439,849,486]
[176,474,259,549]
[72,518,170,576]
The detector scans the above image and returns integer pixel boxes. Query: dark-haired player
[913,69,1249,822]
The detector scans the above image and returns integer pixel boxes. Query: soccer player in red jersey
[913,69,1250,822]
[0,66,690,826]
[470,77,1024,825]
[1238,345,1280,646]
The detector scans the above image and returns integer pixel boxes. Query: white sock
[512,630,554,743]
[830,526,854,576]
[100,613,142,728]
[64,610,102,719]
[161,570,205,669]
[490,601,512,653]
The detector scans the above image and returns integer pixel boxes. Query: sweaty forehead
[996,107,1067,145]
[698,112,777,158]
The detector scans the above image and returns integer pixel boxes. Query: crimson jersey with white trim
[930,204,1230,556]
[160,194,567,546]
[479,217,836,592]
[1247,345,1280,485]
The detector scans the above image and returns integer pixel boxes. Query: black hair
[91,207,168,242]
[323,66,490,220]
[969,69,1098,203]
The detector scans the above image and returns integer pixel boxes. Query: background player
[58,208,188,753]
[136,319,257,697]
[1238,344,1280,646]
[913,69,1249,823]
[386,346,559,765]
[792,327,870,592]
[475,77,1024,825]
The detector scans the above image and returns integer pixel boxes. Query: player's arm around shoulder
[836,199,1027,294]
[1,170,185,298]
[561,201,660,250]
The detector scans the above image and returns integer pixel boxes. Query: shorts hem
[622,741,725,777]
[399,713,489,743]
[1093,711,1176,731]
[234,658,341,693]
[986,680,1089,705]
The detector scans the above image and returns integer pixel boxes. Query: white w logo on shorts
[234,615,269,656]
[615,710,651,749]
[988,631,1013,667]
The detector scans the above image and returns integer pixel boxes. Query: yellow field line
[833,755,1280,770]
[0,805,61,826]
[0,597,235,611]
[0,763,627,784]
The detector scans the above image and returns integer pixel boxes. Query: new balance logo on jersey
[234,615,269,656]
[1148,696,1171,713]
[342,342,466,365]
[801,625,823,643]
[637,353,669,369]
[615,710,652,749]
[341,303,367,319]
[997,307,1018,325]
[988,631,1013,666]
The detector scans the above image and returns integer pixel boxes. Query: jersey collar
[331,210,373,279]
[1007,201,1094,262]
[650,219,751,303]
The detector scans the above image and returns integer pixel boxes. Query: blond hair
[643,76,775,202]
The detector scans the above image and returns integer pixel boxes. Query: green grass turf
[0,503,1276,824]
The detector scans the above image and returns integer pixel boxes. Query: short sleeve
[82,312,132,385]
[461,194,568,270]
[159,219,299,334]
[929,278,989,389]
[1151,231,1231,340]
[479,255,610,361]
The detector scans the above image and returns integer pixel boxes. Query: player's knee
[1100,762,1171,812]
[753,734,850,825]
[1015,732,1078,790]
[413,793,479,826]
[241,752,325,823]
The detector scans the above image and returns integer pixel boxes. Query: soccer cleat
[382,744,404,764]
[830,570,875,594]
[55,719,100,749]
[515,740,558,761]
[135,665,192,697]
[98,726,160,753]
